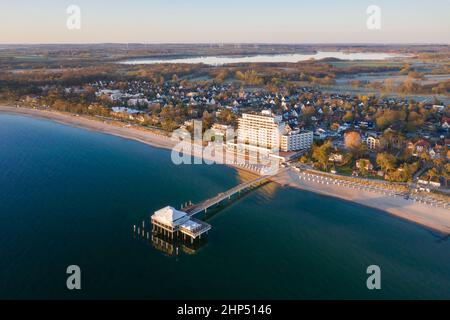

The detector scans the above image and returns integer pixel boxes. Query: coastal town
[12,77,449,192]
[1,44,449,239]
[2,71,448,239]
[2,0,450,302]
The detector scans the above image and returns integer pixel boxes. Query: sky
[0,0,449,44]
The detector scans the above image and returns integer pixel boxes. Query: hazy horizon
[1,0,449,44]
[1,42,449,46]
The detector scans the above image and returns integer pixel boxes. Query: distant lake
[121,51,406,65]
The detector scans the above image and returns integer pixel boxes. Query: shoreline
[0,105,263,176]
[1,105,449,235]
[273,169,450,235]
[0,105,179,151]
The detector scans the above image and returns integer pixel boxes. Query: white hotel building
[237,111,313,153]
[280,128,314,152]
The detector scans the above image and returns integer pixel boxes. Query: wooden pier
[150,207,211,244]
[149,173,273,244]
[184,175,271,216]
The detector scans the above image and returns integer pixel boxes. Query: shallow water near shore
[1,114,449,299]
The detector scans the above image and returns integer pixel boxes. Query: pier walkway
[185,174,271,216]
[150,168,285,243]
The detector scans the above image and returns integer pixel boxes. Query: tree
[375,109,407,130]
[376,152,397,172]
[357,159,370,175]
[419,151,431,163]
[312,140,333,170]
[342,111,354,123]
[427,167,440,180]
[214,69,229,83]
[444,163,450,187]
[408,71,423,80]
[202,110,213,131]
[301,106,316,124]
[405,111,424,132]
[344,131,361,150]
[235,70,263,85]
[330,123,340,131]
[216,109,236,126]
[383,79,394,92]
[399,64,411,75]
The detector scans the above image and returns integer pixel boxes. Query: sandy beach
[0,105,178,151]
[274,169,450,235]
[0,105,263,176]
[1,105,449,235]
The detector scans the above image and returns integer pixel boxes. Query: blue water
[0,114,449,299]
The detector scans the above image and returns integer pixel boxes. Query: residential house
[356,159,374,171]
[442,117,450,131]
[329,153,344,163]
[366,133,381,150]
[412,139,431,156]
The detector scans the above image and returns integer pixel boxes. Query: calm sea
[0,114,449,299]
